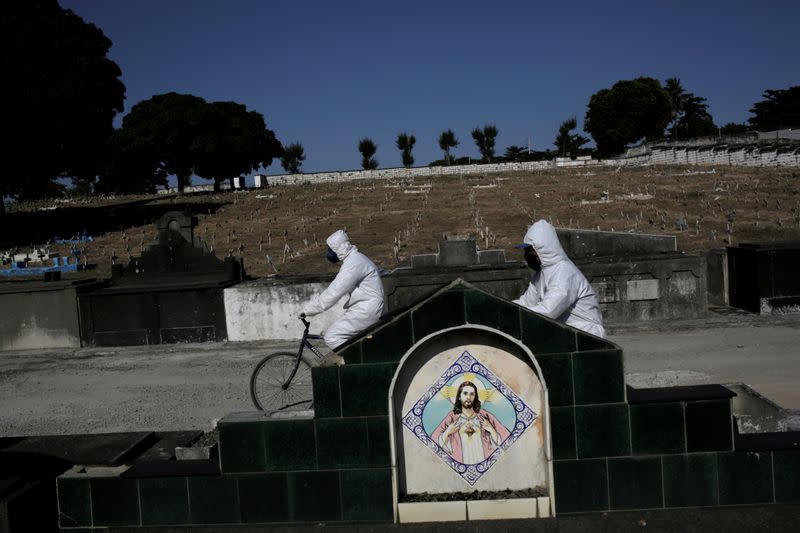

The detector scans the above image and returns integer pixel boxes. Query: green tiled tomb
[57,280,800,527]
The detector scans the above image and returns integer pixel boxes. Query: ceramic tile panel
[630,403,686,455]
[188,476,240,524]
[663,454,718,507]
[773,451,800,503]
[464,290,521,338]
[89,477,139,526]
[362,314,414,364]
[339,363,398,417]
[316,417,369,469]
[311,366,341,418]
[572,349,624,405]
[550,406,576,460]
[575,404,631,458]
[57,477,91,528]
[340,469,393,521]
[607,457,663,510]
[534,352,573,406]
[139,477,189,526]
[264,419,317,471]
[412,290,465,341]
[717,452,774,505]
[219,421,267,473]
[290,471,342,522]
[520,312,577,354]
[553,459,609,513]
[685,400,733,452]
[237,474,290,523]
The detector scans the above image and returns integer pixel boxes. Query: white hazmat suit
[513,220,606,338]
[303,230,385,349]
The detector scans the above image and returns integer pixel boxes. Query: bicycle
[249,315,325,412]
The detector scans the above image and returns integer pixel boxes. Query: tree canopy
[553,117,589,156]
[584,77,672,155]
[396,132,416,168]
[358,138,378,170]
[748,86,800,131]
[664,78,716,139]
[471,125,499,163]
[438,129,459,165]
[3,0,125,210]
[101,93,281,193]
[280,143,306,174]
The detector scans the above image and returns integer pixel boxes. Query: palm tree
[554,117,590,156]
[396,132,416,168]
[358,138,378,170]
[471,124,498,163]
[438,129,459,165]
[504,145,526,162]
[280,142,305,174]
[664,77,686,137]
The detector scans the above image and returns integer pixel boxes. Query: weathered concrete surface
[1,310,798,437]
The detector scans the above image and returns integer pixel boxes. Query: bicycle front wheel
[250,351,315,412]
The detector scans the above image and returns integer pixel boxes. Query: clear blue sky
[62,0,799,175]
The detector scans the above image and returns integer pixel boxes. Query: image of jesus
[431,380,511,464]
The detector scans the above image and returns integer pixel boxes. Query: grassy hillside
[3,165,799,280]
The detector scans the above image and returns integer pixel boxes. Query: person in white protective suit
[301,230,385,350]
[512,220,606,338]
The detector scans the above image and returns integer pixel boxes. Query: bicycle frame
[282,316,324,389]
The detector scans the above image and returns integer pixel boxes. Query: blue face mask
[326,248,339,263]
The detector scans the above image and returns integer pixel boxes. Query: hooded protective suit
[303,230,385,349]
[513,220,606,338]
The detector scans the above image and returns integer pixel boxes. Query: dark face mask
[326,247,340,263]
[524,247,542,271]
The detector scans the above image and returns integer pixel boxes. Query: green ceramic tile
[630,403,685,455]
[575,404,631,458]
[718,452,774,505]
[219,421,266,473]
[367,416,391,466]
[312,366,341,418]
[188,476,240,524]
[663,454,718,507]
[57,477,91,528]
[412,290,465,341]
[464,290,521,338]
[337,342,362,365]
[264,419,317,471]
[237,474,289,523]
[685,400,733,452]
[340,363,397,417]
[90,477,140,526]
[551,407,577,460]
[362,314,414,364]
[534,353,573,406]
[290,471,341,522]
[139,477,189,526]
[316,418,369,469]
[774,451,800,502]
[572,349,624,405]
[608,457,663,510]
[521,312,576,354]
[341,469,393,521]
[554,459,608,513]
[576,331,614,351]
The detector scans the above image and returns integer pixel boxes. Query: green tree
[194,101,282,190]
[664,77,686,134]
[471,124,499,163]
[672,94,716,138]
[584,77,672,156]
[280,143,306,174]
[720,123,752,136]
[396,132,416,168]
[553,117,590,156]
[504,145,526,162]
[748,86,800,131]
[3,1,125,212]
[358,138,378,170]
[438,129,459,165]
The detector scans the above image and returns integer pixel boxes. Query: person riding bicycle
[301,230,385,350]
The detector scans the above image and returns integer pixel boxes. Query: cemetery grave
[3,165,800,281]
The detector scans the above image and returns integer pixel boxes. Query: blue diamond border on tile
[402,350,537,486]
